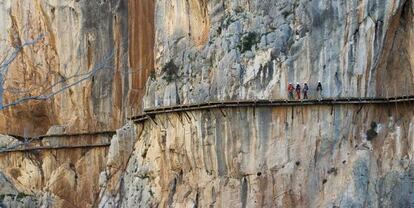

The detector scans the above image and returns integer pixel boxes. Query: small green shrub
[239,32,259,53]
[149,71,156,80]
[162,60,179,83]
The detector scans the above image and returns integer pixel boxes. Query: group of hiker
[288,81,323,100]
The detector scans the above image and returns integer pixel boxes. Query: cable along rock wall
[145,0,414,108]
[0,0,154,136]
[0,0,154,207]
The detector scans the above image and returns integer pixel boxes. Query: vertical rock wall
[127,0,155,117]
[376,0,414,96]
[0,147,108,207]
[145,0,414,108]
[2,0,414,207]
[0,0,154,136]
[101,104,414,207]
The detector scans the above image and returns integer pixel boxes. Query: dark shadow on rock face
[375,0,414,97]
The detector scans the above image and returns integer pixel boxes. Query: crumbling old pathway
[2,96,414,153]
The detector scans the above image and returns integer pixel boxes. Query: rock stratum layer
[1,0,414,208]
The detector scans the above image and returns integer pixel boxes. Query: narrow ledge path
[2,95,413,153]
[0,143,111,153]
[131,96,414,122]
[0,131,114,154]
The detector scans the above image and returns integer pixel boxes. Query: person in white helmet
[316,81,323,100]
[295,82,301,100]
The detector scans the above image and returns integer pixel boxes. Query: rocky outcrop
[145,0,414,108]
[0,142,109,207]
[0,135,21,150]
[98,122,137,208]
[0,0,154,136]
[0,171,40,208]
[99,104,414,207]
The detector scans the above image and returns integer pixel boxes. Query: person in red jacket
[295,82,301,100]
[288,83,294,100]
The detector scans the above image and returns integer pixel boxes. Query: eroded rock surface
[100,105,414,207]
[145,0,414,108]
[0,0,154,136]
[0,135,21,150]
[0,140,109,208]
[0,171,41,208]
[1,0,414,207]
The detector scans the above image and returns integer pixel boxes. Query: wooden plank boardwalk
[130,96,414,122]
[0,143,111,153]
[0,131,115,154]
[2,95,414,153]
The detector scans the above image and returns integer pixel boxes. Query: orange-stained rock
[0,0,155,136]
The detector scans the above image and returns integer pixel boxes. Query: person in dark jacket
[295,82,301,100]
[316,81,323,100]
[303,83,309,99]
[288,83,294,100]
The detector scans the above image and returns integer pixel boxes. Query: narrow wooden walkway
[0,143,111,153]
[0,131,115,154]
[7,130,115,141]
[35,130,116,139]
[130,96,414,122]
[2,95,413,153]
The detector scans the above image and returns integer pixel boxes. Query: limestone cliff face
[2,0,414,208]
[98,0,414,207]
[0,138,109,207]
[98,105,414,207]
[145,0,414,108]
[0,0,154,136]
